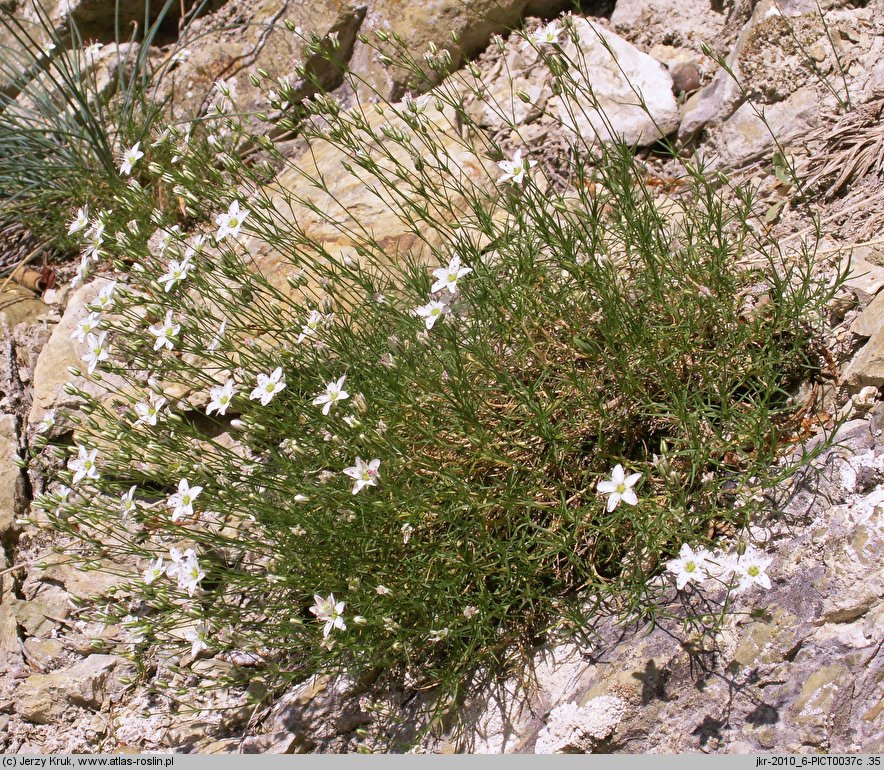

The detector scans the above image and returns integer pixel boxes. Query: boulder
[14,654,134,724]
[550,18,679,147]
[0,413,27,537]
[28,277,125,436]
[161,0,367,122]
[347,0,569,102]
[715,85,824,166]
[534,696,627,754]
[680,0,845,139]
[239,91,497,292]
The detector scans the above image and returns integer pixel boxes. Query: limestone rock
[715,85,823,166]
[240,91,496,292]
[679,0,831,139]
[161,0,366,122]
[14,654,134,725]
[534,696,627,754]
[0,413,26,536]
[851,291,884,338]
[28,277,124,436]
[347,0,567,102]
[550,18,679,147]
[0,286,48,329]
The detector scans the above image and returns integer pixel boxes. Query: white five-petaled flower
[149,310,180,351]
[415,300,447,330]
[184,623,209,657]
[215,200,249,241]
[666,543,712,590]
[207,379,237,416]
[523,20,561,48]
[168,477,203,522]
[497,149,533,185]
[119,141,144,176]
[431,255,472,295]
[88,281,117,313]
[69,445,99,484]
[134,393,167,427]
[732,546,773,593]
[71,312,102,343]
[343,457,381,495]
[120,485,138,518]
[309,593,346,638]
[313,375,349,415]
[83,331,109,375]
[67,205,89,235]
[166,548,205,597]
[158,255,193,292]
[142,555,164,585]
[37,409,56,434]
[297,310,329,344]
[249,367,286,406]
[401,522,414,544]
[83,220,104,261]
[597,464,642,512]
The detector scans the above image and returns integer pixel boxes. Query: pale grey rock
[851,292,884,338]
[15,654,135,725]
[534,697,627,754]
[0,413,26,536]
[716,85,823,166]
[679,0,832,139]
[27,277,123,436]
[844,330,884,392]
[551,18,679,147]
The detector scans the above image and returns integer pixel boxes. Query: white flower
[183,623,209,657]
[497,149,533,185]
[119,141,144,176]
[401,522,414,544]
[597,464,642,512]
[463,605,479,619]
[67,205,89,235]
[312,375,349,415]
[120,485,138,517]
[523,20,561,48]
[142,556,164,585]
[732,546,773,593]
[428,628,449,643]
[71,255,90,288]
[297,310,329,344]
[215,200,249,241]
[36,41,56,59]
[82,42,102,62]
[149,310,180,351]
[170,47,191,64]
[431,255,472,295]
[70,312,102,343]
[343,457,381,495]
[83,220,105,261]
[666,543,712,590]
[414,300,447,330]
[83,331,109,375]
[36,409,57,434]
[168,478,203,522]
[69,445,99,484]
[309,593,346,638]
[179,552,205,597]
[376,584,392,596]
[207,379,237,416]
[158,255,193,292]
[88,281,117,313]
[249,367,286,406]
[134,393,167,427]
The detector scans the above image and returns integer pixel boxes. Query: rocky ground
[0,0,882,754]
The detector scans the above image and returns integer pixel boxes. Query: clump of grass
[28,15,840,734]
[0,0,206,262]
